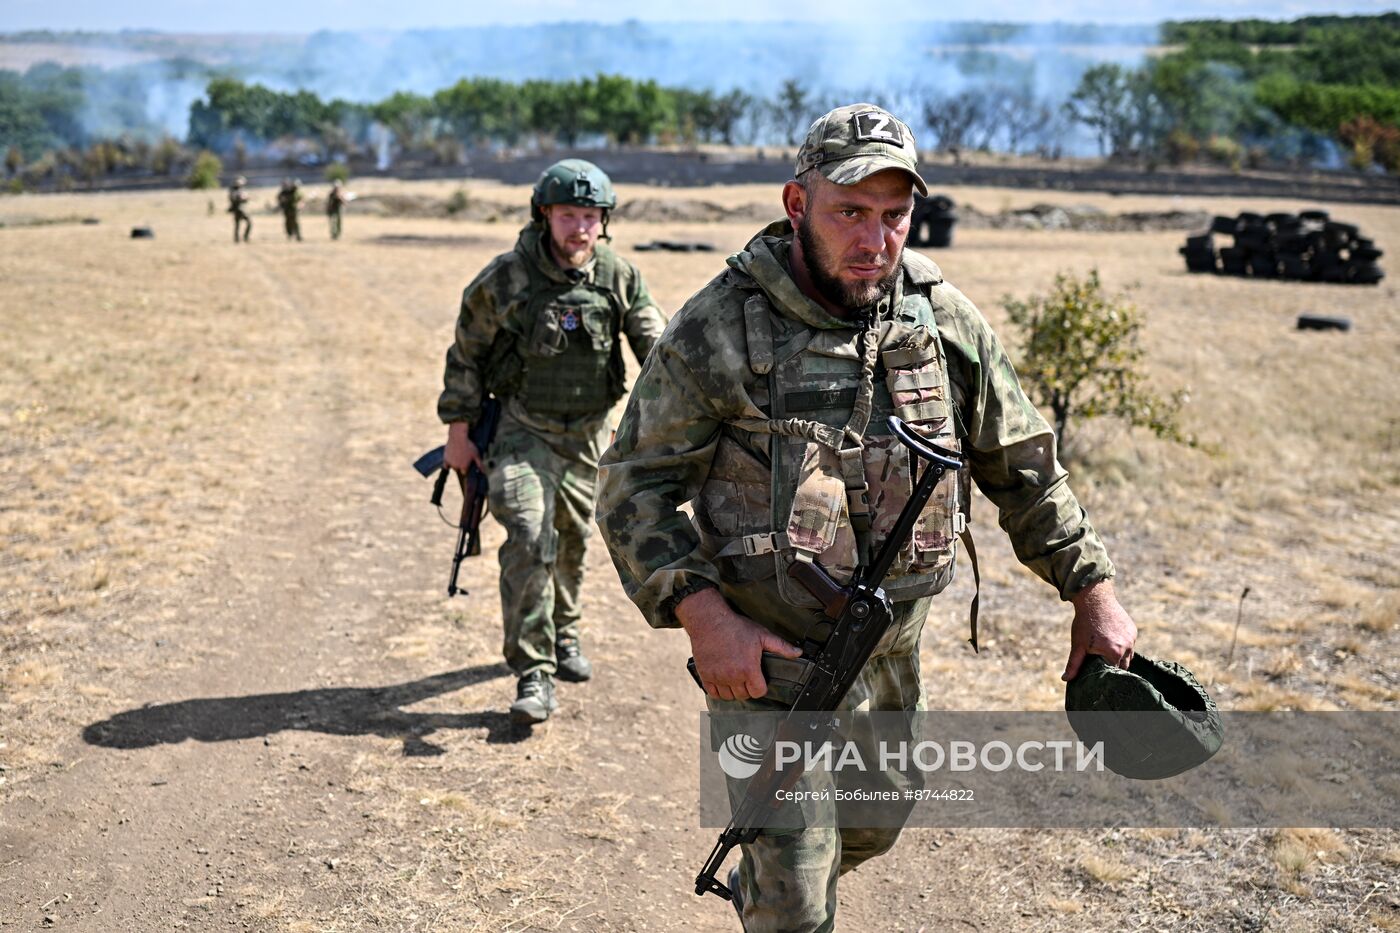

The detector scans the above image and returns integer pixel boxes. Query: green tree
[186,150,222,189]
[1002,270,1192,455]
[711,89,753,145]
[369,90,436,157]
[773,78,811,145]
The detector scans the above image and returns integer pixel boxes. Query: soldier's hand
[675,587,803,701]
[444,422,483,474]
[1062,579,1137,681]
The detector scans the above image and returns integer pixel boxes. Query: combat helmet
[1065,654,1223,780]
[530,159,617,226]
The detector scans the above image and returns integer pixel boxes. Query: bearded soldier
[595,105,1137,931]
[228,176,251,243]
[439,160,667,725]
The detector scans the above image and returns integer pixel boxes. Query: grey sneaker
[555,639,593,683]
[509,671,558,725]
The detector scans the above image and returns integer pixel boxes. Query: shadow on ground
[82,664,523,754]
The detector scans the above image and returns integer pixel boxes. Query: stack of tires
[1181,210,1384,285]
[909,195,957,248]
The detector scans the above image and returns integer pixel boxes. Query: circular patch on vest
[560,308,581,332]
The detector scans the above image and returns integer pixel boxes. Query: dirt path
[2,187,1397,932]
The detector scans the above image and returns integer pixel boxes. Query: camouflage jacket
[438,224,667,436]
[597,221,1114,637]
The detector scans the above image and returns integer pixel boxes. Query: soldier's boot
[509,671,558,725]
[555,637,593,683]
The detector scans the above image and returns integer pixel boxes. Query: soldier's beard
[551,237,594,268]
[797,221,902,312]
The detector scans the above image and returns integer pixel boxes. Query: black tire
[1182,249,1217,273]
[1351,247,1383,263]
[1348,262,1385,284]
[1210,215,1238,235]
[1319,262,1349,283]
[1185,234,1214,251]
[924,217,955,249]
[1248,253,1279,277]
[1296,314,1351,331]
[1221,251,1250,276]
[1299,210,1329,223]
[130,227,155,239]
[1279,257,1310,279]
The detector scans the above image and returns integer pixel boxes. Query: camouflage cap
[1065,654,1224,780]
[794,103,928,196]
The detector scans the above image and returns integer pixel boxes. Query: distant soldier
[227,176,251,243]
[277,178,303,242]
[438,160,668,725]
[327,179,351,240]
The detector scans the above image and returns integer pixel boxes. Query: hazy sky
[2,0,1396,32]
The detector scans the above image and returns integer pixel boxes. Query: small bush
[186,151,224,190]
[324,162,350,184]
[1164,130,1200,165]
[1205,135,1244,171]
[445,188,469,215]
[1003,269,1194,457]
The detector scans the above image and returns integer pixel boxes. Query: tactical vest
[694,252,971,616]
[487,232,629,420]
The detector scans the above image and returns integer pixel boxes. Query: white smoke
[41,20,1163,155]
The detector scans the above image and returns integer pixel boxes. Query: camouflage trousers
[485,413,604,677]
[708,597,930,933]
[328,210,342,240]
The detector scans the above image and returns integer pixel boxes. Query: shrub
[1003,269,1194,456]
[186,150,223,190]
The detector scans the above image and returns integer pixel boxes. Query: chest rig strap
[734,290,881,565]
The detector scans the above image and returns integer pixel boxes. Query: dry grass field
[1,177,1397,932]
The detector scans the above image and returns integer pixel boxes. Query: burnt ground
[72,146,1400,207]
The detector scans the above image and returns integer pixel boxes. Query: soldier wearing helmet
[228,175,251,243]
[438,159,668,725]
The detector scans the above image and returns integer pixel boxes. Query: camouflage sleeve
[437,257,513,425]
[932,283,1116,600]
[597,290,748,628]
[620,262,668,362]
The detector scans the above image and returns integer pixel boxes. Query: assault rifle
[689,416,964,901]
[413,396,503,597]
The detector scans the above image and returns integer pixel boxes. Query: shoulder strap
[743,293,775,375]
